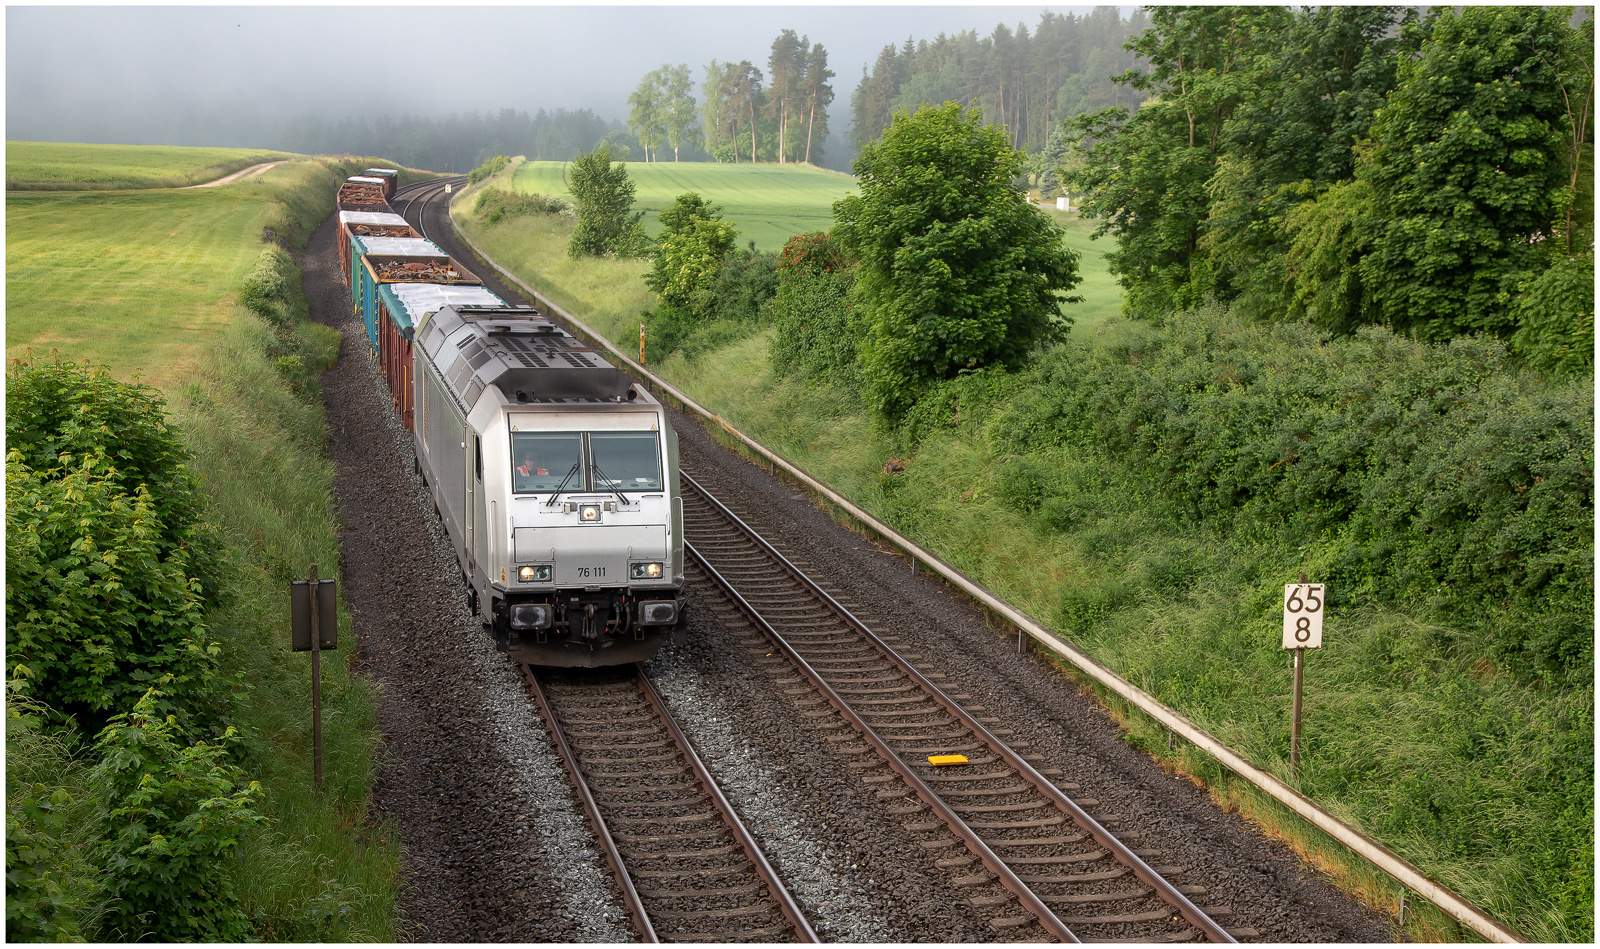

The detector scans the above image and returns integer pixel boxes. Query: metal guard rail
[446,193,1525,944]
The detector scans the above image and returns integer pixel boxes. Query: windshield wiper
[590,461,629,507]
[544,461,582,507]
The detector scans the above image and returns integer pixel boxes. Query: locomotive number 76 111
[575,566,605,579]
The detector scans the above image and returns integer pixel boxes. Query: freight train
[337,172,685,667]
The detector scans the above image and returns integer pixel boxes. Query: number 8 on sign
[1282,583,1325,649]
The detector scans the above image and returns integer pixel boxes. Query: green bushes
[992,306,1593,683]
[467,154,511,185]
[641,195,780,365]
[89,690,265,941]
[5,364,227,723]
[237,245,340,403]
[769,231,861,382]
[473,187,571,225]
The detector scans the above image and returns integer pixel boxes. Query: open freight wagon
[337,179,389,213]
[362,168,399,199]
[349,235,447,339]
[381,282,505,430]
[337,210,419,285]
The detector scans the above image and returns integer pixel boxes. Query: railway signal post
[1283,573,1324,777]
[291,564,338,793]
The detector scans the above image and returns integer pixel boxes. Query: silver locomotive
[412,304,685,667]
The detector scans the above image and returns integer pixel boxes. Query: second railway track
[681,471,1259,943]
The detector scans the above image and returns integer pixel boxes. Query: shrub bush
[89,689,265,941]
[473,187,571,226]
[5,362,223,605]
[770,232,863,383]
[6,449,219,722]
[5,693,109,941]
[467,154,511,185]
[709,243,780,323]
[998,305,1594,682]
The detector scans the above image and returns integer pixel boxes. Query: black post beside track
[681,471,1237,944]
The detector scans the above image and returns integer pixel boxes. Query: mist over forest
[7,5,1147,175]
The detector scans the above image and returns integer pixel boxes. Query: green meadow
[5,161,333,386]
[512,159,854,252]
[6,140,292,190]
[488,158,1119,331]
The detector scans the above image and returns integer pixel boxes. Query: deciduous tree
[659,64,698,162]
[834,102,1080,421]
[566,143,646,258]
[627,71,665,162]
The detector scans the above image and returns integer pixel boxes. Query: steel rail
[518,664,659,943]
[447,189,1525,945]
[632,669,820,943]
[686,541,1082,943]
[682,473,1234,943]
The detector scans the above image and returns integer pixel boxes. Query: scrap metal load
[337,179,389,211]
[337,209,419,282]
[369,256,470,283]
[362,167,399,199]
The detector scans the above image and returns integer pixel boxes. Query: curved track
[682,472,1256,943]
[520,663,817,943]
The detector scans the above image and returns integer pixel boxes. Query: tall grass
[169,311,396,940]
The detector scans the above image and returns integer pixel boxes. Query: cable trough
[519,663,818,943]
[681,472,1256,943]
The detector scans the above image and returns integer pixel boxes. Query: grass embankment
[5,145,409,938]
[5,140,295,190]
[453,166,1592,943]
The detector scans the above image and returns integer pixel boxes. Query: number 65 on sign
[1283,583,1325,649]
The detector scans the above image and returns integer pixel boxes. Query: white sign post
[1283,576,1325,776]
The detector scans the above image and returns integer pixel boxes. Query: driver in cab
[516,450,550,478]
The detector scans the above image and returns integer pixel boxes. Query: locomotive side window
[589,432,662,491]
[510,433,582,493]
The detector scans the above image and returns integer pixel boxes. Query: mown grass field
[5,143,398,938]
[7,187,274,384]
[455,163,1590,943]
[6,140,293,189]
[511,159,854,252]
[489,158,1120,333]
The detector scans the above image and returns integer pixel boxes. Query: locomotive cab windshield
[512,431,662,495]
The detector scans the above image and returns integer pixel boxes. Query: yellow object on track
[927,755,969,766]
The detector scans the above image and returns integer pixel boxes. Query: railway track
[519,663,818,943]
[681,471,1260,943]
[392,175,465,243]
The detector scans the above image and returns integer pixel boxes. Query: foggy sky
[5,4,1093,149]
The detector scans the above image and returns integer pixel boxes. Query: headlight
[578,503,602,522]
[519,564,552,582]
[510,602,553,629]
[638,600,677,624]
[630,562,664,580]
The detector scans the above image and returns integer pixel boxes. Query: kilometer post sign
[1282,579,1324,775]
[1282,583,1325,649]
